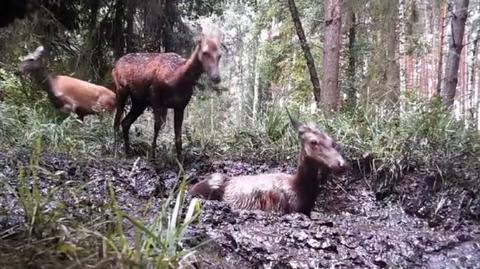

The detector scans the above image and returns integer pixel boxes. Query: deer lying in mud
[112,32,223,159]
[190,110,347,217]
[19,46,116,121]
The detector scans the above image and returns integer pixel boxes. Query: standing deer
[112,33,223,159]
[19,46,116,121]
[190,110,347,217]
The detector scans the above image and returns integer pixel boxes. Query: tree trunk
[252,0,260,123]
[144,0,162,51]
[162,0,176,53]
[345,7,357,108]
[386,0,400,105]
[251,33,259,123]
[322,0,343,111]
[436,2,447,95]
[442,0,469,107]
[398,0,407,109]
[469,18,480,128]
[125,0,136,53]
[163,0,193,55]
[286,0,322,105]
[113,0,125,59]
[83,0,100,80]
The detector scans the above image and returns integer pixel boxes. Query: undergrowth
[1,76,479,267]
[1,139,202,268]
[0,89,479,191]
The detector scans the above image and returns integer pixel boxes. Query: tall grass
[0,102,115,157]
[1,89,478,187]
[3,159,203,268]
[185,92,480,191]
[94,176,202,269]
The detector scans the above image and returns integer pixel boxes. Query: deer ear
[297,125,311,136]
[32,46,45,60]
[196,32,205,45]
[218,32,224,43]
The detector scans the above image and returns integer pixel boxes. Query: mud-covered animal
[190,110,347,217]
[112,32,223,159]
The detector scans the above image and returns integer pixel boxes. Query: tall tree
[286,0,322,105]
[322,0,343,111]
[113,0,126,59]
[398,0,407,99]
[125,0,136,53]
[442,0,470,107]
[436,1,447,95]
[345,3,357,108]
[386,0,400,104]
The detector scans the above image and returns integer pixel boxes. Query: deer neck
[174,46,203,87]
[292,154,320,191]
[30,69,61,107]
[291,153,326,216]
[30,68,52,85]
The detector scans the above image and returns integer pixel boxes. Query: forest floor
[0,147,479,268]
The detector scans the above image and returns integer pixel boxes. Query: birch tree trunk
[398,0,407,109]
[286,0,322,105]
[442,0,470,107]
[322,0,343,111]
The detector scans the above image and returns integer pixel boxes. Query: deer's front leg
[173,108,184,160]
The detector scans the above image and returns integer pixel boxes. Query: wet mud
[0,148,479,268]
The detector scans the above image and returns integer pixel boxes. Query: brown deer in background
[112,32,223,159]
[19,46,116,121]
[190,110,347,217]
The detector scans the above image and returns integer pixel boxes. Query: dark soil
[0,148,479,268]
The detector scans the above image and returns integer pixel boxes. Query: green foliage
[0,102,115,157]
[7,138,67,239]
[100,176,202,268]
[265,104,289,142]
[187,89,479,192]
[2,155,203,268]
[254,0,321,107]
[312,94,480,192]
[0,68,37,106]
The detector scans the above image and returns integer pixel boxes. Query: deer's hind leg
[121,101,146,156]
[151,106,167,158]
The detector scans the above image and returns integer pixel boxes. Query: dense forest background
[2,0,480,128]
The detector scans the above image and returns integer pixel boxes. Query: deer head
[19,46,46,75]
[287,108,346,174]
[197,33,223,84]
